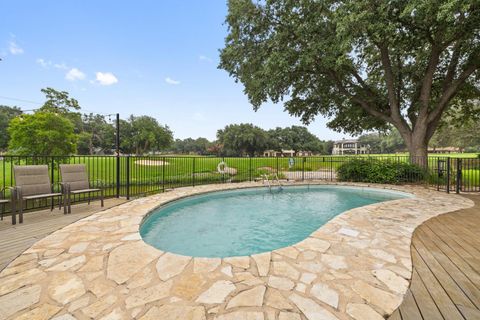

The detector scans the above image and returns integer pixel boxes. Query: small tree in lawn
[220,0,480,163]
[8,112,77,156]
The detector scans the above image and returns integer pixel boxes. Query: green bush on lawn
[337,158,425,184]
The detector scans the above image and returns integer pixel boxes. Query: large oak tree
[220,0,480,161]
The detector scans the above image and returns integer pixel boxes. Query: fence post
[125,156,130,200]
[455,158,462,194]
[50,157,55,191]
[276,157,279,176]
[446,157,451,193]
[192,157,196,187]
[162,156,166,192]
[115,156,120,198]
[249,157,252,182]
[302,157,305,181]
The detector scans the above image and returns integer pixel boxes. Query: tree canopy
[8,112,77,156]
[119,116,173,155]
[217,123,269,156]
[220,0,480,159]
[267,126,325,154]
[0,105,22,151]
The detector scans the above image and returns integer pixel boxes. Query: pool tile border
[0,182,474,320]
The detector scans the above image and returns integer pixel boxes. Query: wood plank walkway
[0,198,127,271]
[389,194,480,320]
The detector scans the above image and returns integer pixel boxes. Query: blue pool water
[140,185,410,257]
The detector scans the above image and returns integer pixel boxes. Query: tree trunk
[396,123,429,168]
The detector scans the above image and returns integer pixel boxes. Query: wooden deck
[389,194,480,320]
[0,198,127,271]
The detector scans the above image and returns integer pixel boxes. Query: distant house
[428,146,463,154]
[263,149,314,157]
[332,139,370,155]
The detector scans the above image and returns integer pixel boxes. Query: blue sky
[0,1,348,141]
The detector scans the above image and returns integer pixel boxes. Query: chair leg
[1,203,3,221]
[68,193,72,214]
[50,196,54,211]
[19,199,23,224]
[101,190,104,207]
[88,192,91,205]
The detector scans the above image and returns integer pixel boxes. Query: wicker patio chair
[13,165,64,224]
[59,164,104,214]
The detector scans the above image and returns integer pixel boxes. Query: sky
[0,0,350,141]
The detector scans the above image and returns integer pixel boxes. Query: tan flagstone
[224,256,250,269]
[99,307,127,320]
[267,275,295,291]
[278,312,301,320]
[274,247,299,259]
[372,269,409,294]
[273,261,300,280]
[125,280,173,309]
[48,272,86,305]
[352,280,402,315]
[139,305,206,320]
[346,303,384,320]
[368,249,397,263]
[68,296,90,312]
[221,265,233,277]
[320,254,348,270]
[0,285,41,319]
[0,268,46,296]
[194,257,221,273]
[196,280,236,304]
[88,277,115,298]
[289,293,339,320]
[295,237,330,253]
[215,311,264,320]
[107,241,160,284]
[78,255,105,272]
[310,283,339,309]
[300,273,316,284]
[156,252,192,281]
[171,273,206,300]
[68,242,89,253]
[52,314,77,320]
[252,252,271,276]
[15,303,62,320]
[266,289,294,310]
[82,294,117,318]
[226,285,266,309]
[46,255,87,272]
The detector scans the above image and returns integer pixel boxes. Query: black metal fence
[0,155,479,215]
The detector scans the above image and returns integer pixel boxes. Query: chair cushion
[60,164,90,191]
[14,165,52,196]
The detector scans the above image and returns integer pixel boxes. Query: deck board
[0,198,127,270]
[389,194,480,320]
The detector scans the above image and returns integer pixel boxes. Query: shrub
[337,159,425,184]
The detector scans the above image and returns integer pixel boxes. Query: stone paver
[0,182,473,319]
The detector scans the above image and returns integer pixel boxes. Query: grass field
[1,153,479,198]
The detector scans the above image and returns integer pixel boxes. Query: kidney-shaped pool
[140,185,411,257]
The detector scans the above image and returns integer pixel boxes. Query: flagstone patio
[0,182,473,320]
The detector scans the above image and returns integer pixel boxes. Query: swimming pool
[140,185,410,257]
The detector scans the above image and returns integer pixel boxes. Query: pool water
[140,185,409,257]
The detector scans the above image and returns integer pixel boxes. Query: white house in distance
[332,139,370,155]
[263,149,314,157]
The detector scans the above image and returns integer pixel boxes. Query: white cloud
[199,55,213,63]
[65,68,86,81]
[165,77,180,85]
[8,41,23,55]
[54,63,68,70]
[95,72,118,86]
[36,58,52,68]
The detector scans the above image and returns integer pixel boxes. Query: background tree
[119,116,173,154]
[40,87,83,133]
[8,112,77,156]
[220,0,480,161]
[217,123,268,156]
[77,114,115,154]
[0,105,22,151]
[173,138,213,155]
[267,126,325,154]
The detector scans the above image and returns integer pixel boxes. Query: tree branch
[378,44,401,118]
